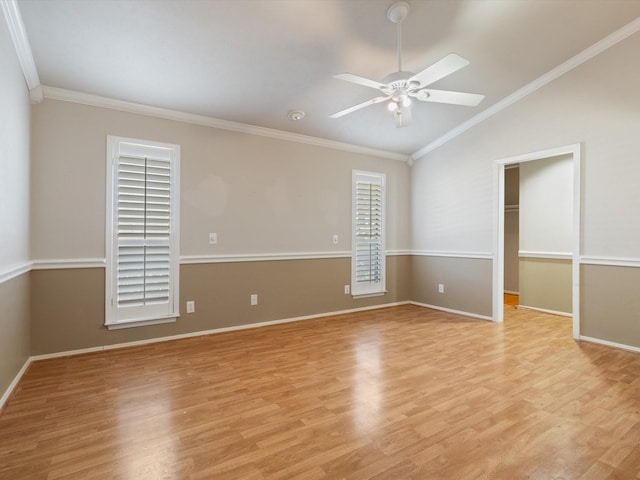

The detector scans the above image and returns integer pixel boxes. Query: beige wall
[0,273,31,400]
[31,100,411,260]
[0,15,31,400]
[581,264,640,346]
[519,258,572,314]
[411,256,492,317]
[30,256,411,355]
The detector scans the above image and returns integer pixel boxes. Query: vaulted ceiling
[15,0,640,158]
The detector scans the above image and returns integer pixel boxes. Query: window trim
[105,136,180,329]
[351,170,386,298]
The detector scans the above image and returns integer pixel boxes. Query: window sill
[352,291,387,299]
[105,315,178,330]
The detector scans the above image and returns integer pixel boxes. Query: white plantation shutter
[352,171,386,296]
[106,137,180,328]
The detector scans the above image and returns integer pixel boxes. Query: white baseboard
[579,335,640,355]
[0,357,32,410]
[409,301,494,322]
[517,305,572,318]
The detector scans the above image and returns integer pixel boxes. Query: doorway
[492,144,581,339]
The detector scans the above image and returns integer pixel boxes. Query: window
[352,170,386,297]
[105,136,180,329]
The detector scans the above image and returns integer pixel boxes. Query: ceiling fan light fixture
[388,101,398,112]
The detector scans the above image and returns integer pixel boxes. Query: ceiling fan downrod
[387,2,410,73]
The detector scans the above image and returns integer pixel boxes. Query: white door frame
[492,143,581,339]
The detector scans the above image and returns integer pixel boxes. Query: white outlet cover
[186,301,195,313]
[333,234,339,244]
[209,232,217,244]
[250,294,258,305]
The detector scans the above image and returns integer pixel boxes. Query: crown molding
[1,0,40,90]
[411,16,640,161]
[41,86,410,163]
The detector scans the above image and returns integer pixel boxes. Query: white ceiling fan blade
[330,96,390,118]
[394,103,412,128]
[408,53,470,88]
[413,88,484,107]
[334,73,388,91]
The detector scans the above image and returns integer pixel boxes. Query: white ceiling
[16,0,640,157]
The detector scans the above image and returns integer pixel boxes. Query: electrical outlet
[333,234,339,244]
[186,300,195,313]
[250,294,258,306]
[209,232,217,245]
[344,285,350,295]
[438,284,444,294]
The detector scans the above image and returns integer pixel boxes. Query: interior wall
[29,99,412,353]
[31,257,411,355]
[518,155,572,314]
[411,256,492,317]
[504,166,519,294]
[519,155,572,255]
[0,15,31,401]
[411,30,640,346]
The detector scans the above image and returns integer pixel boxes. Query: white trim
[412,250,493,260]
[105,316,177,330]
[4,250,480,273]
[180,251,351,264]
[387,249,412,256]
[29,346,105,361]
[30,302,411,361]
[517,305,572,318]
[518,251,572,260]
[579,336,640,355]
[0,357,31,410]
[0,261,31,284]
[411,17,640,160]
[409,301,493,322]
[580,256,640,268]
[0,0,40,90]
[32,258,106,270]
[41,86,409,163]
[492,143,581,340]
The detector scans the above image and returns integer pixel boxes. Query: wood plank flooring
[2,304,640,479]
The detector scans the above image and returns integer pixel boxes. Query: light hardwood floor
[2,304,640,479]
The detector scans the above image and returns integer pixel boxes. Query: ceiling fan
[330,1,485,128]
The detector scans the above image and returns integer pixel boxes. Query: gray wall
[0,16,31,401]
